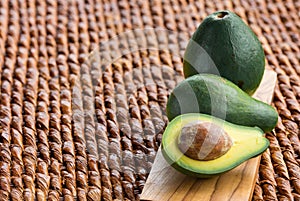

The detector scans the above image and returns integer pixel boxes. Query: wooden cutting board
[140,69,277,201]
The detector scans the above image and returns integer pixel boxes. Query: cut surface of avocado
[162,113,270,178]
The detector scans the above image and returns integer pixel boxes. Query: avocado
[166,74,278,132]
[162,113,270,178]
[183,10,265,95]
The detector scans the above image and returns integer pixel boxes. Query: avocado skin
[183,10,265,95]
[166,74,278,132]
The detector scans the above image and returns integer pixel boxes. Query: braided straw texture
[0,0,299,200]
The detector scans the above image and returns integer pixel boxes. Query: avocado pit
[178,121,233,161]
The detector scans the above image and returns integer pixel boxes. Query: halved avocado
[162,113,269,178]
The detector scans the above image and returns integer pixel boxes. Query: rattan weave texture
[0,0,299,200]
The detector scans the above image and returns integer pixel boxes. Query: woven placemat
[0,0,299,200]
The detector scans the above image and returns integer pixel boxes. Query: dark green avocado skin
[166,74,278,132]
[183,10,265,95]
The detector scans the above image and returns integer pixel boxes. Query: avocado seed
[178,121,233,161]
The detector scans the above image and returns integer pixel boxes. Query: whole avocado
[166,74,278,132]
[183,10,265,95]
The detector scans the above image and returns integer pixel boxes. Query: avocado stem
[216,11,228,19]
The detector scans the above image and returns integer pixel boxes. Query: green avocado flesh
[183,10,265,95]
[162,113,270,178]
[166,74,278,132]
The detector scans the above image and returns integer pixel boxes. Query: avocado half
[162,113,269,178]
[166,74,278,133]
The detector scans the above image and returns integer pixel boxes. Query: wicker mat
[0,0,299,200]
